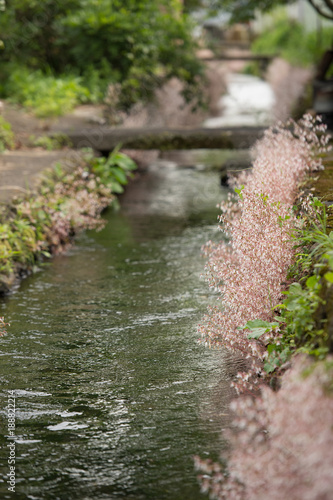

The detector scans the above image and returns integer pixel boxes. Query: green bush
[0,0,204,115]
[2,67,95,117]
[252,12,333,67]
[84,146,137,195]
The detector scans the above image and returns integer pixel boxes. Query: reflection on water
[0,162,235,499]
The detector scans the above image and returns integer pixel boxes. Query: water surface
[204,73,275,127]
[0,163,233,499]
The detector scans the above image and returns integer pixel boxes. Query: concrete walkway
[0,101,104,204]
[0,149,75,203]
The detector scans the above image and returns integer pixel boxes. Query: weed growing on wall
[253,197,333,374]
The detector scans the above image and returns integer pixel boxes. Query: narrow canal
[0,158,235,499]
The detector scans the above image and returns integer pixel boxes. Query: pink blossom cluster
[16,165,114,254]
[199,115,330,391]
[195,355,333,500]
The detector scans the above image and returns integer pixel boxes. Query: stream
[0,67,276,498]
[0,160,235,500]
[204,72,275,128]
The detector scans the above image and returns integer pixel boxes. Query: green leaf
[312,198,324,208]
[264,360,278,373]
[247,328,269,339]
[306,274,319,289]
[109,181,124,194]
[111,153,136,171]
[241,319,279,339]
[242,319,273,329]
[111,167,128,185]
[324,271,333,283]
[288,282,302,293]
[267,344,277,354]
[37,209,46,220]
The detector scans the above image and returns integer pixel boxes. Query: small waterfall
[204,73,276,128]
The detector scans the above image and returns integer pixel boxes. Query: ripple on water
[0,166,237,499]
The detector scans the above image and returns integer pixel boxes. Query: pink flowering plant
[196,115,333,499]
[195,355,333,500]
[199,114,331,393]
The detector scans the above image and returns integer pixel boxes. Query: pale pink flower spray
[199,115,331,392]
[195,116,333,499]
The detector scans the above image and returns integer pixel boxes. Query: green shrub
[0,0,204,115]
[85,146,137,195]
[252,11,333,67]
[3,67,94,117]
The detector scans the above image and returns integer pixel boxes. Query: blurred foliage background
[0,0,205,116]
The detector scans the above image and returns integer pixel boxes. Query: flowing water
[204,73,275,128]
[0,160,236,500]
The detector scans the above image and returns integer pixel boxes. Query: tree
[307,0,333,20]
[184,0,333,22]
[0,0,205,110]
